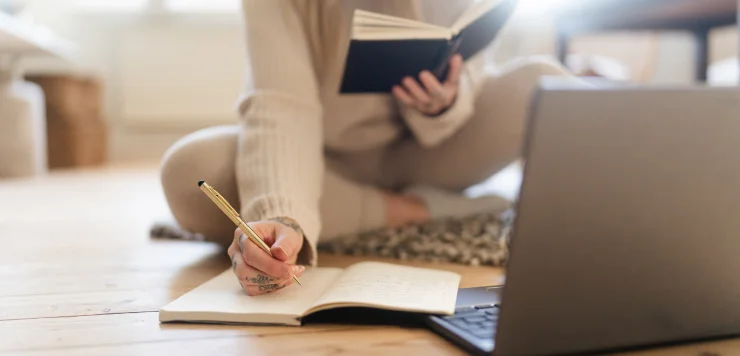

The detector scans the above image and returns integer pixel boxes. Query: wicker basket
[25,74,107,169]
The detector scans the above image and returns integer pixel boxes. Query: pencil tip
[197,180,205,187]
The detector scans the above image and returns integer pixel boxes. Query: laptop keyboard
[439,304,499,341]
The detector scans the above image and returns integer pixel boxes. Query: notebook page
[161,267,343,319]
[309,262,461,315]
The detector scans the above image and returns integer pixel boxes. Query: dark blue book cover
[340,0,517,94]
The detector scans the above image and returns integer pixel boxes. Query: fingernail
[293,265,301,274]
[299,266,305,273]
[277,246,289,257]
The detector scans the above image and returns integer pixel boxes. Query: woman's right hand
[227,218,306,296]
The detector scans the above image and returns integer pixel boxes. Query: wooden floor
[0,164,738,355]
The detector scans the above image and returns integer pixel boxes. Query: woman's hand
[227,217,306,296]
[392,54,463,116]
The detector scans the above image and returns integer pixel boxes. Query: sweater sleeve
[236,0,323,266]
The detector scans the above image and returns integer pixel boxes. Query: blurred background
[0,0,738,178]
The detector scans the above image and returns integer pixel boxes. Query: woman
[160,0,569,295]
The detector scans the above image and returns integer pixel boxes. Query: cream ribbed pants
[160,59,569,245]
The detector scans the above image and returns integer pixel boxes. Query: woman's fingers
[239,265,292,296]
[238,232,303,280]
[445,54,463,87]
[392,85,415,107]
[240,264,304,296]
[229,248,273,294]
[228,244,305,296]
[403,76,442,114]
[241,258,305,287]
[402,76,432,105]
[243,283,289,296]
[396,80,436,113]
[419,70,453,107]
[393,54,463,115]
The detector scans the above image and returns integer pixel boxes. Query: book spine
[432,35,464,80]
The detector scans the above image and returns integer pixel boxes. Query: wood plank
[3,325,463,356]
[0,312,372,354]
[0,239,229,320]
[0,243,226,294]
[0,166,220,320]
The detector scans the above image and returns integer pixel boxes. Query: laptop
[426,80,740,355]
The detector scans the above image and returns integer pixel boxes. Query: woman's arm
[235,0,323,268]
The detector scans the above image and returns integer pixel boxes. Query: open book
[159,262,461,326]
[340,0,517,93]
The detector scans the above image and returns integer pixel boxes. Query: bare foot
[382,192,431,228]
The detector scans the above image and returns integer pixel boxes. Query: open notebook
[160,262,461,326]
[340,0,517,93]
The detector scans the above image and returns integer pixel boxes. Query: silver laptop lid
[495,81,740,355]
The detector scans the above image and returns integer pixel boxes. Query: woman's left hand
[392,54,463,116]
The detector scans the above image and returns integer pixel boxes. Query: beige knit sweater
[237,0,494,265]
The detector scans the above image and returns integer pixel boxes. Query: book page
[353,27,451,41]
[354,9,447,30]
[452,0,505,34]
[309,262,461,315]
[161,267,343,322]
[352,9,450,40]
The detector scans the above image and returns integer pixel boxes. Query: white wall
[19,1,246,162]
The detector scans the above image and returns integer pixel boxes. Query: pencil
[197,180,302,286]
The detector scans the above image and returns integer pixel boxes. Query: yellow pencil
[198,180,302,286]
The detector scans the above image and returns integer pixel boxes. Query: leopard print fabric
[150,210,514,267]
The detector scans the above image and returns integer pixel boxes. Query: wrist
[269,216,305,237]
